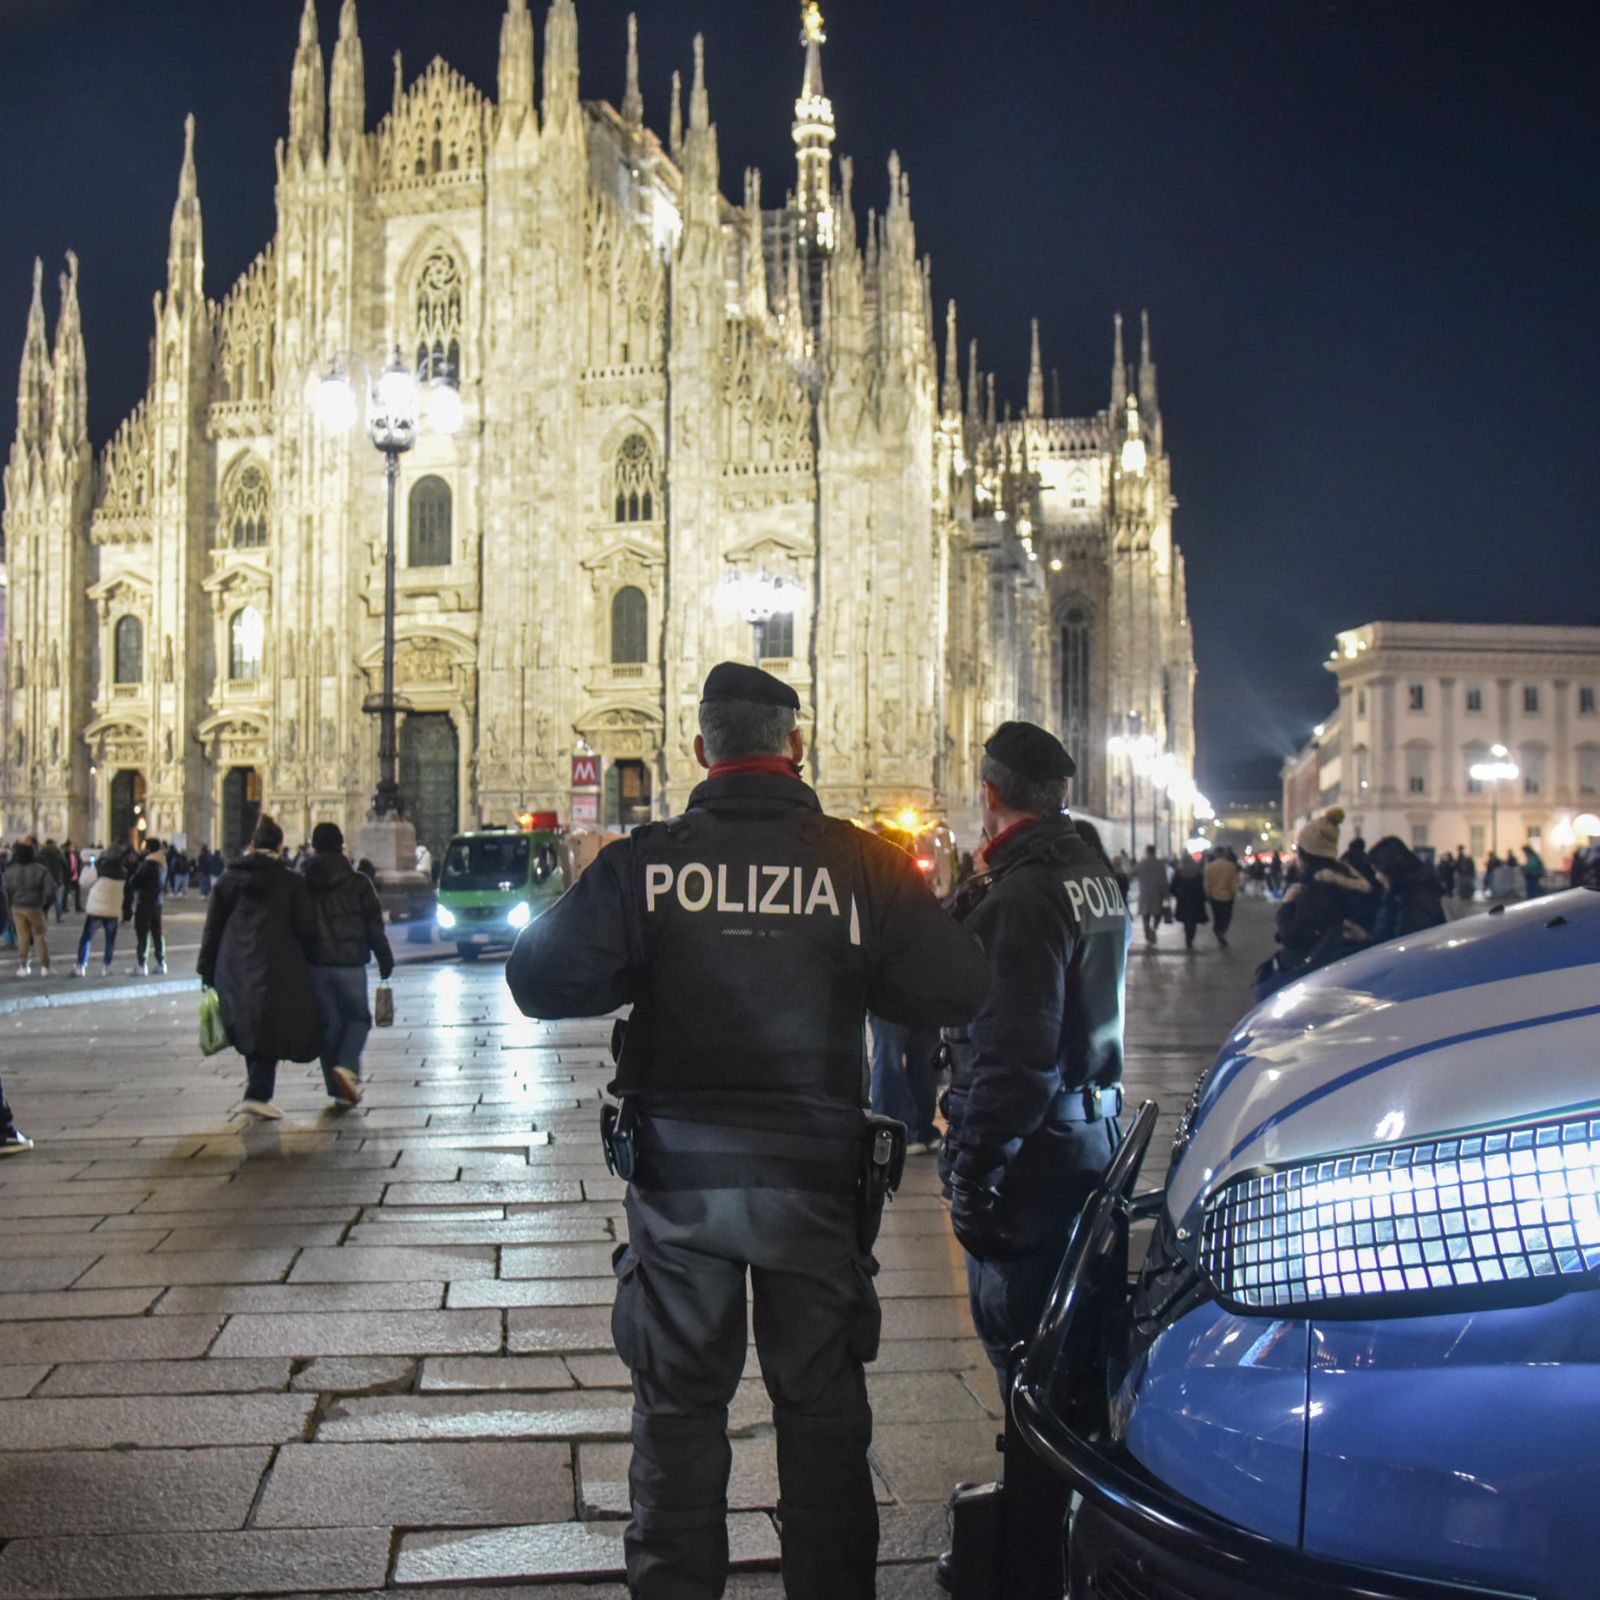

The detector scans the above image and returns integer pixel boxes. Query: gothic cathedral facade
[0,0,1196,858]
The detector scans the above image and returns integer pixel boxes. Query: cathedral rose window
[415,250,463,382]
[614,433,657,523]
[224,460,270,549]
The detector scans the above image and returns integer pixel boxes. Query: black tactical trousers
[615,1184,881,1600]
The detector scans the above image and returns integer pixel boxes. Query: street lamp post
[717,570,801,665]
[1469,743,1519,856]
[314,346,462,908]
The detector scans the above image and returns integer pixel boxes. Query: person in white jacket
[74,849,128,977]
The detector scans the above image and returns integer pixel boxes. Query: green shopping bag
[199,986,229,1056]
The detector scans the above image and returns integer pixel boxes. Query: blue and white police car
[1015,887,1600,1600]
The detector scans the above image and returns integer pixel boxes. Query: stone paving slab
[0,1446,271,1536]
[255,1440,572,1528]
[211,1309,502,1358]
[75,1248,297,1288]
[316,1390,632,1443]
[394,1513,780,1586]
[0,1526,391,1599]
[37,1359,293,1397]
[418,1355,575,1392]
[0,1257,101,1292]
[0,1394,315,1452]
[288,1246,498,1283]
[446,1277,614,1309]
[505,1305,614,1354]
[1,1315,223,1365]
[291,1357,417,1395]
[156,1282,446,1316]
[0,1368,50,1400]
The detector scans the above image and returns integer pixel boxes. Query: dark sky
[3,0,1598,795]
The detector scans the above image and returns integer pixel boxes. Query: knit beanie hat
[1297,807,1345,860]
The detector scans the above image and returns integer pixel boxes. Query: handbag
[198,986,229,1056]
[374,980,395,1028]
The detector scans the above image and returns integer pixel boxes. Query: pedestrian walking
[61,841,83,914]
[196,844,213,897]
[38,838,67,922]
[74,849,128,976]
[0,1071,31,1155]
[302,823,394,1108]
[1368,836,1447,943]
[1203,848,1239,946]
[867,1015,941,1152]
[1133,843,1169,944]
[168,846,190,898]
[938,720,1127,1598]
[122,838,168,974]
[0,861,9,957]
[1171,854,1208,949]
[197,815,321,1121]
[506,662,989,1600]
[1521,843,1546,900]
[3,841,58,976]
[1435,850,1458,902]
[1262,809,1374,994]
[1455,846,1476,901]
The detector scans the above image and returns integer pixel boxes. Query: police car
[1014,886,1600,1600]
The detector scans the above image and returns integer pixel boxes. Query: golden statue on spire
[801,2,826,47]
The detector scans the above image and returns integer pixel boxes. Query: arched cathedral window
[230,606,264,683]
[408,477,453,568]
[113,616,144,685]
[415,249,464,382]
[222,461,270,549]
[611,587,649,665]
[613,434,657,523]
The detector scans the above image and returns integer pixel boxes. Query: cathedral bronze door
[221,767,262,856]
[400,713,459,866]
[109,770,146,850]
[605,759,652,829]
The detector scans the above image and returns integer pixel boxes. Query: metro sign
[572,754,600,788]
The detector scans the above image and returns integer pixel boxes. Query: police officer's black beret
[984,720,1077,781]
[700,661,801,711]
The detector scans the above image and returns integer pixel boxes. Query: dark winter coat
[123,850,166,916]
[1276,853,1374,970]
[1368,837,1447,944]
[2,858,57,910]
[301,853,395,976]
[1171,863,1208,926]
[197,853,321,1063]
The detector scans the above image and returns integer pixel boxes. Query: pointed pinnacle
[392,50,404,111]
[179,113,197,198]
[669,69,683,156]
[299,0,318,46]
[623,13,643,125]
[690,34,709,131]
[29,256,44,314]
[339,0,357,33]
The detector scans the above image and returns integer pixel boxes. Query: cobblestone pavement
[0,899,1277,1598]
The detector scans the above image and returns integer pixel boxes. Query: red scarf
[707,756,803,780]
[978,815,1041,869]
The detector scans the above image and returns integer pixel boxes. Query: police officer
[937,720,1128,1600]
[506,662,990,1600]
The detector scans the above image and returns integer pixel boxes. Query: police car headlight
[1199,1113,1600,1315]
[435,904,457,930]
[507,900,532,930]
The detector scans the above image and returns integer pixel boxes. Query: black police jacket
[940,813,1128,1202]
[506,771,990,1131]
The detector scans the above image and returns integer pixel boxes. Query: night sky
[2,0,1597,795]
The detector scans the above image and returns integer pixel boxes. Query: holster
[599,1098,638,1182]
[857,1114,907,1252]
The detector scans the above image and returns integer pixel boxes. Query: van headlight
[507,900,532,930]
[1200,1113,1600,1315]
[435,903,457,930]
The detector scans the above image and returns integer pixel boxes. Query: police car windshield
[442,836,530,891]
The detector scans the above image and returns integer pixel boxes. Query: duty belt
[1049,1083,1124,1124]
[633,1110,864,1193]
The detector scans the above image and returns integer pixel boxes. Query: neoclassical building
[0,0,1195,859]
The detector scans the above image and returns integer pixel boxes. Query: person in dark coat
[1340,836,1380,932]
[1368,837,1447,944]
[301,823,394,1108]
[198,814,320,1120]
[122,839,168,974]
[1275,809,1374,973]
[1170,855,1208,949]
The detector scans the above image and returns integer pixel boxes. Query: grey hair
[698,698,799,765]
[980,752,1067,817]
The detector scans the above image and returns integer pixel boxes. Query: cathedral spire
[542,0,580,134]
[668,69,683,160]
[497,0,534,132]
[287,0,326,168]
[1110,311,1127,411]
[51,252,87,458]
[744,168,768,319]
[1027,318,1044,418]
[793,2,836,250]
[392,50,405,118]
[328,0,364,161]
[1138,307,1159,413]
[166,114,204,310]
[689,32,710,132]
[941,300,961,418]
[681,35,720,230]
[966,336,981,429]
[14,258,50,452]
[622,13,643,128]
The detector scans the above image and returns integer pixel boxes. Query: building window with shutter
[408,476,452,568]
[611,587,648,664]
[1524,684,1541,715]
[113,616,144,685]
